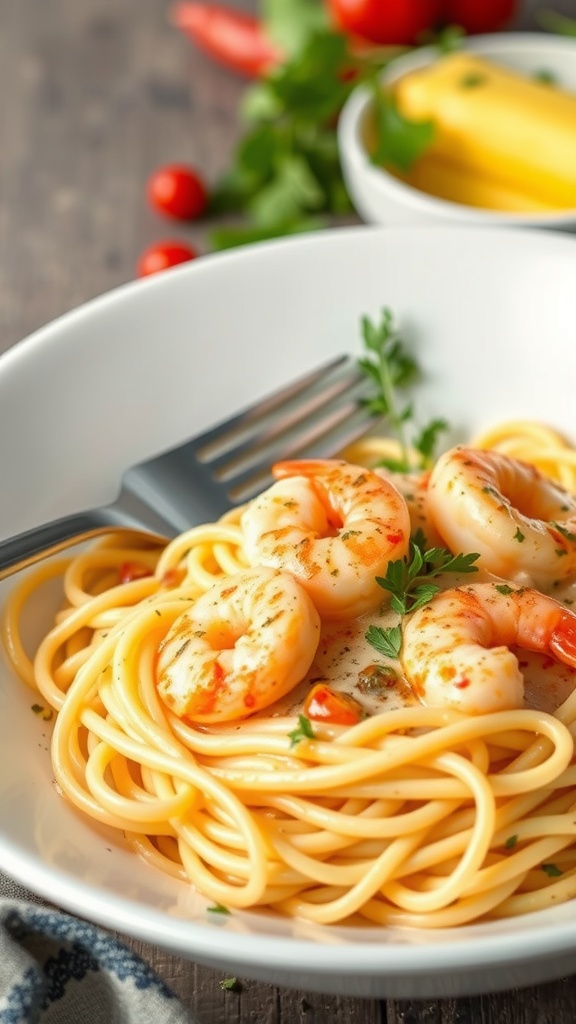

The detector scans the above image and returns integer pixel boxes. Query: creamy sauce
[280,609,415,717]
[270,570,576,721]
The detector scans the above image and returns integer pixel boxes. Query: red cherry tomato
[147,164,208,221]
[440,0,517,34]
[303,683,364,727]
[327,0,443,46]
[137,241,198,277]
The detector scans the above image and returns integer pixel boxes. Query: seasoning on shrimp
[240,459,410,620]
[374,468,445,547]
[427,447,576,588]
[401,581,576,714]
[156,567,321,723]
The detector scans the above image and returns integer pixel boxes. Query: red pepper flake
[162,567,186,588]
[119,561,153,584]
[453,677,470,689]
[386,532,405,546]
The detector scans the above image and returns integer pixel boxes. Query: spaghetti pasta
[4,419,576,928]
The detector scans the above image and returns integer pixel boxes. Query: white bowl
[3,225,576,998]
[338,33,576,230]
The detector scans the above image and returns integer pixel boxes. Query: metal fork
[0,355,377,581]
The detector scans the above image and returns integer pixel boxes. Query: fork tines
[194,355,378,503]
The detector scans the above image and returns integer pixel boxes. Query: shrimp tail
[273,459,345,480]
[550,609,576,668]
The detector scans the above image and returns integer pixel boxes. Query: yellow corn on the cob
[391,53,576,210]
[401,152,568,213]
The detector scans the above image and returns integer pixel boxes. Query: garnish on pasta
[358,307,448,471]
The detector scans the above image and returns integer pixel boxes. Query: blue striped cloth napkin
[0,874,195,1023]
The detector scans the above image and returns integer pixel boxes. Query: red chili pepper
[169,2,283,78]
[303,683,364,727]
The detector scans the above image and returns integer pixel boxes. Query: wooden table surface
[3,1,576,1021]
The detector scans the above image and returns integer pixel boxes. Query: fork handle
[0,508,168,582]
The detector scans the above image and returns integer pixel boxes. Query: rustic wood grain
[4,0,576,1021]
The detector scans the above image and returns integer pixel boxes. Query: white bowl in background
[338,33,576,230]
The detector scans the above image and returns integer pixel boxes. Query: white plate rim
[3,224,576,995]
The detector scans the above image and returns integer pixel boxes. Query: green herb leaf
[505,834,518,849]
[533,67,557,85]
[358,308,449,471]
[434,23,466,54]
[288,714,315,747]
[402,582,441,614]
[376,541,480,615]
[537,9,576,37]
[248,152,325,226]
[459,72,486,88]
[210,28,382,249]
[262,0,329,57]
[365,624,403,659]
[369,87,436,173]
[495,584,515,596]
[541,862,564,877]
[31,703,53,722]
[412,527,428,552]
[552,521,576,542]
[207,903,231,914]
[413,418,449,467]
[220,977,241,991]
[357,308,418,469]
[421,548,480,576]
[211,217,325,251]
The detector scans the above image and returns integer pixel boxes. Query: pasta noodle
[471,420,576,493]
[4,419,576,928]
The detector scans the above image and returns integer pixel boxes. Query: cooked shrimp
[374,468,445,548]
[156,567,320,724]
[427,447,576,588]
[240,459,410,620]
[401,582,576,714]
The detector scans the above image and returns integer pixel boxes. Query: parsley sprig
[207,902,231,915]
[365,623,402,660]
[365,537,479,659]
[541,862,564,877]
[358,308,448,471]
[288,714,315,747]
[377,540,480,615]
